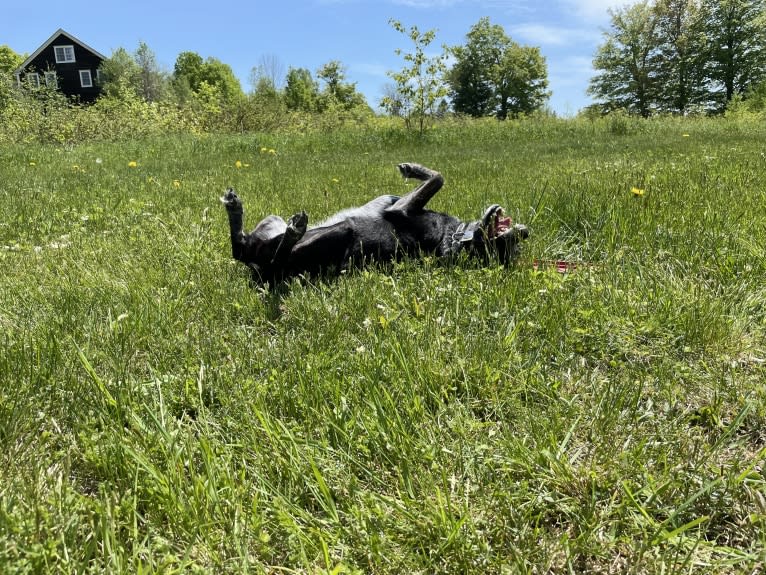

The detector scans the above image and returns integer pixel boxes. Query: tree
[284,67,319,112]
[0,45,23,74]
[448,21,499,117]
[173,51,205,91]
[653,0,707,113]
[0,45,24,111]
[249,53,285,92]
[173,52,243,104]
[99,43,170,102]
[588,2,660,117]
[380,83,407,117]
[383,19,448,132]
[316,60,367,111]
[99,47,142,99]
[700,0,766,109]
[134,42,169,102]
[448,17,549,119]
[494,42,550,119]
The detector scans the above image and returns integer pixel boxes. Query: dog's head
[457,205,529,264]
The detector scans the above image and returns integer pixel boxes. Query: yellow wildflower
[331,178,339,184]
[235,160,242,168]
[268,149,276,155]
[29,161,36,166]
[173,180,181,189]
[631,187,646,197]
[128,161,138,168]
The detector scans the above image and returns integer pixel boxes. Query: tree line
[4,4,765,143]
[588,0,766,116]
[0,17,551,141]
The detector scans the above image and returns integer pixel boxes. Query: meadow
[1,117,765,573]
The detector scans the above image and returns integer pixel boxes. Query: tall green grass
[1,118,765,573]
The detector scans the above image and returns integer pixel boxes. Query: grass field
[1,118,765,573]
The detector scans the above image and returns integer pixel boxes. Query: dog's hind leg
[270,211,308,266]
[285,222,356,275]
[390,163,444,213]
[220,188,248,262]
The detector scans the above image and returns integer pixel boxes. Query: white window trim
[45,71,58,89]
[79,69,93,88]
[28,73,40,87]
[54,45,76,64]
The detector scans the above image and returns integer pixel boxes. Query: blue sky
[3,0,620,115]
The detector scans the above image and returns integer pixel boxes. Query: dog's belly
[312,195,400,229]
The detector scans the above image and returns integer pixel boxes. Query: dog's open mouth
[492,209,513,238]
[482,204,529,242]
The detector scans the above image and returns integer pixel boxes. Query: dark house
[14,29,106,103]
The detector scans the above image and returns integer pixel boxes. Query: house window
[54,45,76,63]
[79,70,93,88]
[45,72,58,88]
[27,73,41,88]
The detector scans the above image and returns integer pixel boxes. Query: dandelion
[235,160,243,168]
[128,161,138,168]
[173,180,181,189]
[268,149,276,155]
[331,178,339,184]
[631,187,646,197]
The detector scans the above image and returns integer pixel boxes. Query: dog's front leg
[390,163,444,213]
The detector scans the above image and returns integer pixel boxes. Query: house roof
[13,28,107,76]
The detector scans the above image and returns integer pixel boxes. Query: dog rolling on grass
[221,162,529,284]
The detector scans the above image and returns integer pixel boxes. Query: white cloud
[511,23,598,46]
[562,0,620,22]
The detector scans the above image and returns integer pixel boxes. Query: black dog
[221,162,529,284]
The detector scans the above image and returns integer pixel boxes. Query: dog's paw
[286,211,308,239]
[220,188,243,211]
[397,163,431,181]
